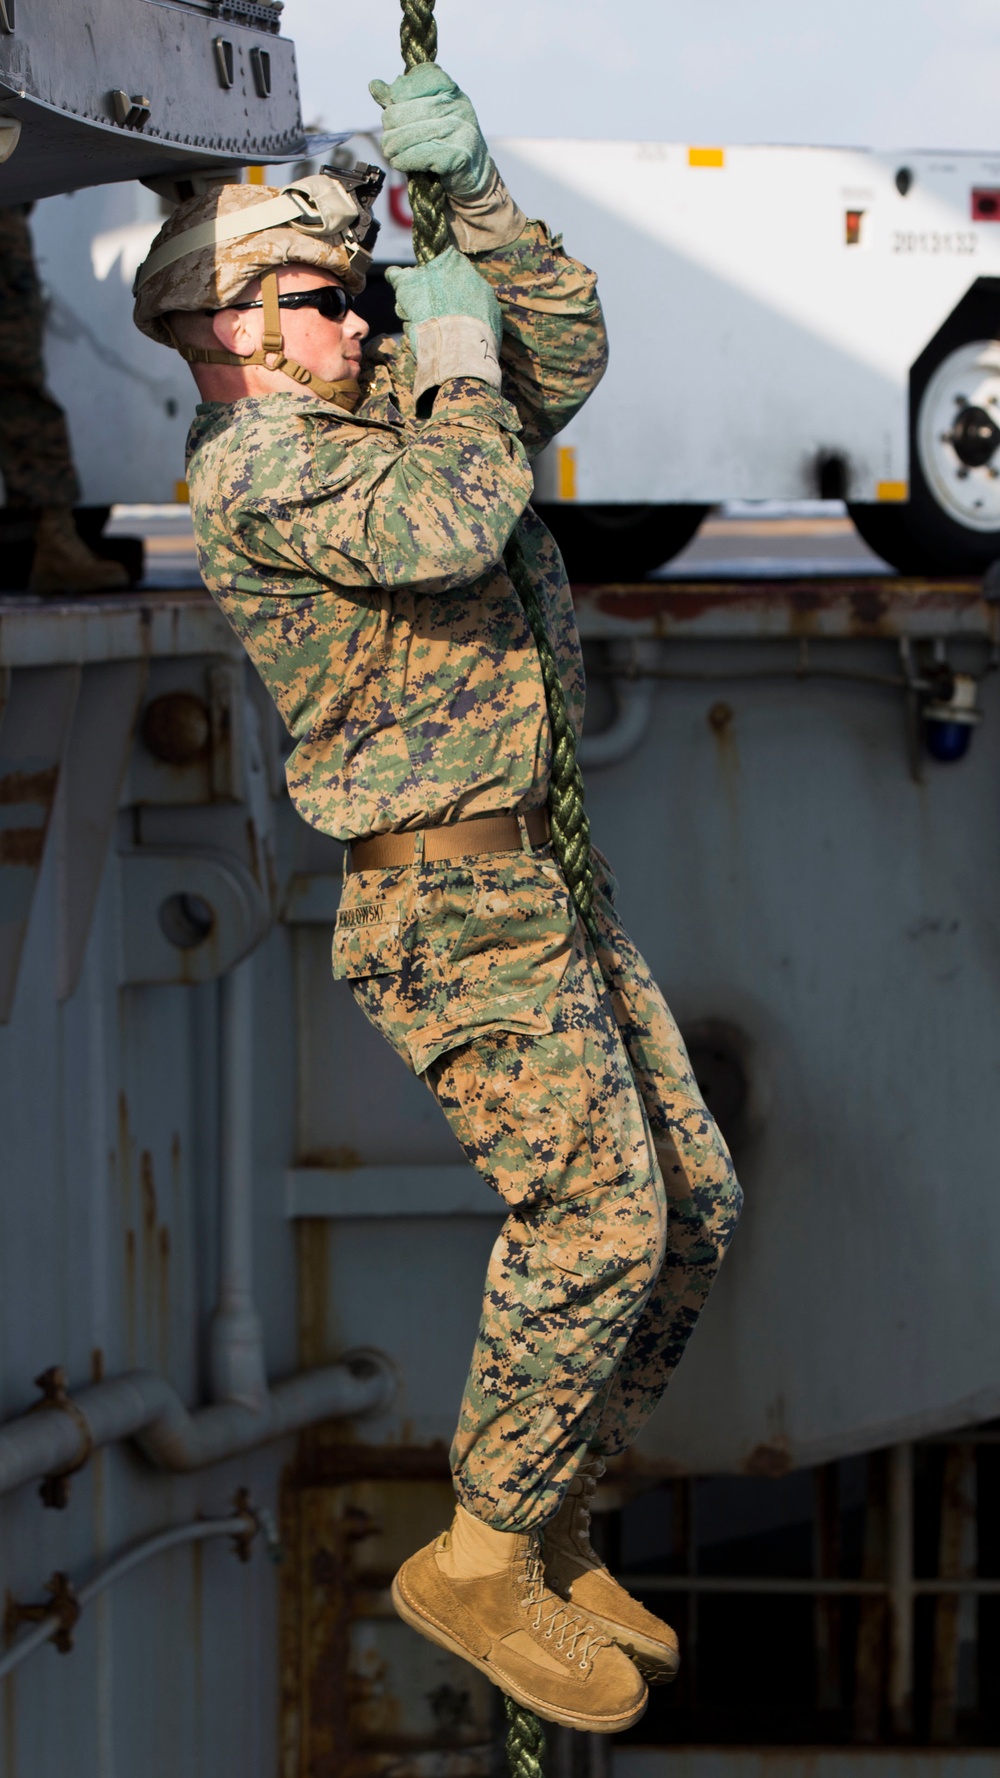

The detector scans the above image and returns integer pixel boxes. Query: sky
[285,0,1000,151]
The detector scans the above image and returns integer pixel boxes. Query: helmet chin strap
[172,271,361,412]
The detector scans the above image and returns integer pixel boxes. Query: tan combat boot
[391,1502,648,1734]
[543,1455,680,1684]
[29,506,130,595]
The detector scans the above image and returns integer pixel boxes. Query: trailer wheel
[534,503,710,582]
[849,285,1000,574]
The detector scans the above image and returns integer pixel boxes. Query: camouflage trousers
[332,840,742,1532]
[0,207,79,510]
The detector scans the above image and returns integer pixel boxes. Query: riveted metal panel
[0,0,306,203]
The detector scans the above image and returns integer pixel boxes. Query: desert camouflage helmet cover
[133,163,384,346]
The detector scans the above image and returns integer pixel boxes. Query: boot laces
[519,1543,609,1671]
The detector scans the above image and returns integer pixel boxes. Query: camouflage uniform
[0,207,79,509]
[187,219,742,1532]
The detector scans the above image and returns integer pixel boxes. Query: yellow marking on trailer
[876,481,908,502]
[174,479,189,504]
[689,147,725,168]
[247,165,266,185]
[557,446,577,501]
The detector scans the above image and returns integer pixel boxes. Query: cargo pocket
[427,1027,633,1214]
[449,863,572,968]
[405,859,575,1073]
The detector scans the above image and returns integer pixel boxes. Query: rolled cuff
[412,314,503,403]
[446,165,528,256]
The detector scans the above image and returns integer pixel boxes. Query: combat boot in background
[392,1501,648,1733]
[29,505,130,595]
[543,1453,680,1684]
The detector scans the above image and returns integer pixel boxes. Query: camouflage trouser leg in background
[332,844,742,1534]
[0,207,79,510]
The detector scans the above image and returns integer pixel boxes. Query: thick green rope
[394,12,591,1764]
[504,1694,548,1778]
[503,529,596,935]
[399,0,597,942]
[399,0,450,262]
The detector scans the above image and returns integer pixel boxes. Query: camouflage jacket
[186,220,607,842]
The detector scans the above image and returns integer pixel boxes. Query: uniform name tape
[338,902,389,928]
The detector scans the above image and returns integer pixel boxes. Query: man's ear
[211,308,258,355]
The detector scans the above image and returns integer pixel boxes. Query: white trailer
[30,136,1000,577]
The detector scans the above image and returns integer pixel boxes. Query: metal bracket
[29,1367,94,1510]
[110,90,151,131]
[229,1487,261,1564]
[213,36,235,89]
[4,1574,80,1654]
[249,45,271,98]
[118,847,272,984]
[0,0,14,33]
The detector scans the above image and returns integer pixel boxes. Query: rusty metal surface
[0,580,992,673]
[293,1444,454,1488]
[573,580,995,641]
[279,1473,495,1778]
[0,591,241,669]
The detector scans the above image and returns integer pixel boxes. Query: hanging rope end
[504,1696,548,1778]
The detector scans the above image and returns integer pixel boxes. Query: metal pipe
[208,954,268,1411]
[0,1350,393,1499]
[578,642,656,769]
[0,1511,254,1683]
[578,677,655,769]
[887,1441,915,1735]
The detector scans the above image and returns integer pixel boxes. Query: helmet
[132,163,384,407]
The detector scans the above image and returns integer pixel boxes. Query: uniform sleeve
[215,380,535,593]
[470,218,609,459]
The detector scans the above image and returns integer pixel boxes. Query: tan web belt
[347,808,551,874]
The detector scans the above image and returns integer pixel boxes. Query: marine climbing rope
[399,0,599,946]
[505,1694,548,1778]
[397,8,599,1765]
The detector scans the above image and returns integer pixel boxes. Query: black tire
[533,502,710,582]
[847,503,929,575]
[849,280,1000,574]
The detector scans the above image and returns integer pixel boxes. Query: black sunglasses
[227,285,350,322]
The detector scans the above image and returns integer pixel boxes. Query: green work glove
[369,64,492,202]
[386,246,502,353]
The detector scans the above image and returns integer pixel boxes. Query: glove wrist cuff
[446,165,527,255]
[411,315,503,402]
